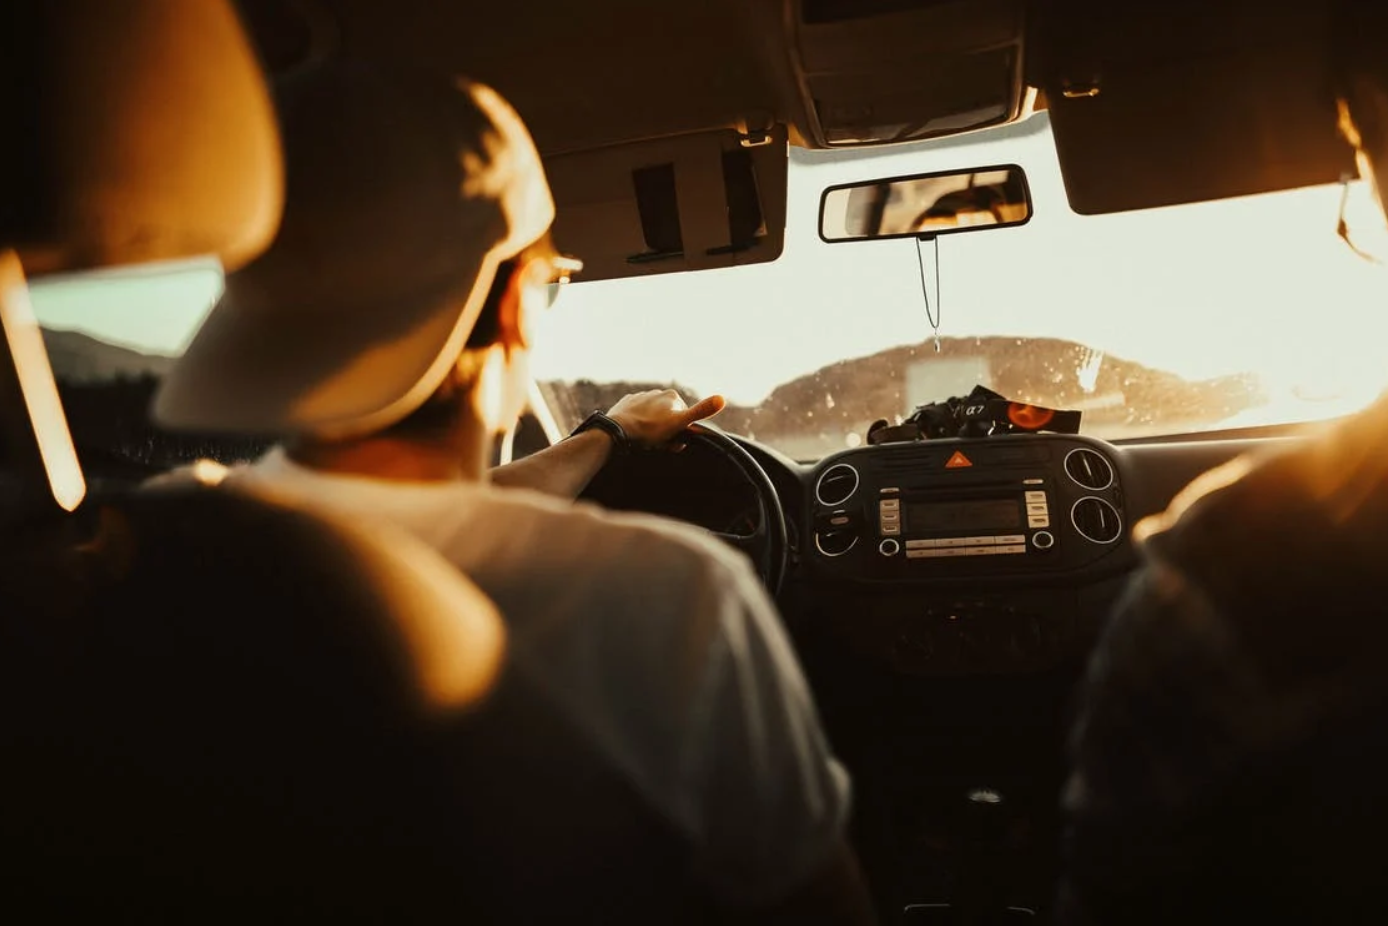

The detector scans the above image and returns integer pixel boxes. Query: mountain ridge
[40,327,1266,462]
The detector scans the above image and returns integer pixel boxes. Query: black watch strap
[571,410,630,454]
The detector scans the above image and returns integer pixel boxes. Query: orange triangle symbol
[945,450,973,469]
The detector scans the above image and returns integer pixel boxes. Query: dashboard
[585,426,1288,678]
[580,423,1303,922]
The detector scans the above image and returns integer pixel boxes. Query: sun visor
[1032,1,1356,214]
[544,126,788,282]
[0,0,283,276]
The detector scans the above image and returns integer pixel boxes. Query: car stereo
[808,436,1127,582]
[876,482,1054,560]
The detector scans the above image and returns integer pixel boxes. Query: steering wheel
[579,422,789,596]
[681,423,789,597]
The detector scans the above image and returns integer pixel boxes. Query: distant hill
[42,328,175,383]
[539,335,1266,454]
[37,327,1266,466]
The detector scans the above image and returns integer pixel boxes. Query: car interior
[3,0,1379,923]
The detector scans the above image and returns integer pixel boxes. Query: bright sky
[30,257,224,357]
[28,111,1388,421]
[530,112,1388,410]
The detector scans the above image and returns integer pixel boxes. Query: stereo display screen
[905,498,1021,533]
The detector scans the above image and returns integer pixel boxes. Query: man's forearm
[489,429,613,498]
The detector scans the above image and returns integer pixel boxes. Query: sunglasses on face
[542,255,585,307]
[495,253,584,309]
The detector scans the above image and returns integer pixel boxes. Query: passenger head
[1333,4,1388,217]
[153,59,563,442]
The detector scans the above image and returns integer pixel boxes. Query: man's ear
[494,258,535,355]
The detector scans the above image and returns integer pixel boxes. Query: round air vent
[1064,447,1115,491]
[815,463,860,507]
[814,530,858,558]
[1070,497,1123,544]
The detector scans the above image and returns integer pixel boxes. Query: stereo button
[1032,531,1056,550]
[879,538,901,557]
[879,498,900,512]
[996,534,1026,545]
[1025,490,1047,501]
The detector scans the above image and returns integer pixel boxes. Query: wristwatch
[570,410,631,454]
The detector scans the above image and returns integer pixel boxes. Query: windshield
[533,111,1388,459]
[28,112,1388,465]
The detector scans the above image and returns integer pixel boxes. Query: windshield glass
[533,111,1388,459]
[29,112,1388,465]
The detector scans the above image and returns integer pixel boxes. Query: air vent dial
[815,462,860,507]
[815,530,858,557]
[1070,497,1123,544]
[1064,448,1115,491]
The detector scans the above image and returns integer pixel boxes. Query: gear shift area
[902,786,1041,925]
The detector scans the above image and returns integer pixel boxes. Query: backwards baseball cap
[153,60,555,438]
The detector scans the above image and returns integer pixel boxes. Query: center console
[793,435,1136,923]
[797,434,1133,679]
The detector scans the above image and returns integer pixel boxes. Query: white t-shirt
[198,447,851,903]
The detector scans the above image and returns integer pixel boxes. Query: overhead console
[806,434,1129,585]
[789,0,1028,147]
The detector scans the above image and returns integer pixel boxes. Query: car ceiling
[243,0,1030,153]
[237,0,1359,280]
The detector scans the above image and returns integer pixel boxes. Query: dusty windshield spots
[539,335,1263,461]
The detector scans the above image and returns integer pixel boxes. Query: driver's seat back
[1,483,489,918]
[0,482,700,922]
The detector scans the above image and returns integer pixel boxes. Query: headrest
[0,0,283,275]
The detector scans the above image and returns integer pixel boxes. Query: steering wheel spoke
[681,425,787,595]
[710,528,763,555]
[578,422,788,595]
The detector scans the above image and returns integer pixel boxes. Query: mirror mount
[819,163,1033,243]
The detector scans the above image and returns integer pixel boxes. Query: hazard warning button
[945,450,973,469]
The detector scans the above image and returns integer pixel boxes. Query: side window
[28,260,270,480]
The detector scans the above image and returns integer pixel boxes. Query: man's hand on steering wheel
[606,389,727,450]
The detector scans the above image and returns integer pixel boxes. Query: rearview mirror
[819,164,1032,242]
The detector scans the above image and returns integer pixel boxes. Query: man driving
[150,60,873,922]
